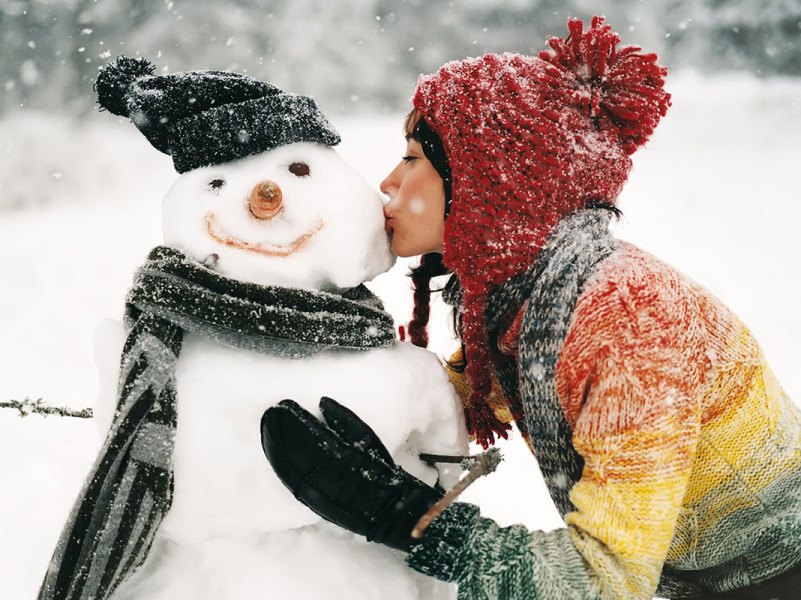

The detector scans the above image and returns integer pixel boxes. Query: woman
[261,16,801,600]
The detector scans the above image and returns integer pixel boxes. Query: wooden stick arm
[412,447,503,539]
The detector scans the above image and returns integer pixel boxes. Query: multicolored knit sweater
[407,209,801,600]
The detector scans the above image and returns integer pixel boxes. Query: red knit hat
[412,16,671,448]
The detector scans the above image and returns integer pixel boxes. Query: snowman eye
[288,162,310,177]
[208,178,225,190]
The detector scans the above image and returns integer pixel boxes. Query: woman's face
[380,133,446,257]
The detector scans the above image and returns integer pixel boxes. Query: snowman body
[107,337,464,600]
[93,143,467,599]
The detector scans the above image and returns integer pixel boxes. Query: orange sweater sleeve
[554,249,707,598]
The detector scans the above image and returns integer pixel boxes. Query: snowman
[38,57,467,600]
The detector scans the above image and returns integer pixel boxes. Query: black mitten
[260,397,442,552]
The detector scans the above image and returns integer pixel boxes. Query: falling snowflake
[528,358,546,381]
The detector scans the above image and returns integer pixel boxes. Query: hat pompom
[95,56,156,117]
[540,15,671,154]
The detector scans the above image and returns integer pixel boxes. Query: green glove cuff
[406,502,481,582]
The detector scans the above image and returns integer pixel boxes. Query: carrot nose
[249,180,283,220]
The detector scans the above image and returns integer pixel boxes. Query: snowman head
[94,56,395,291]
[162,143,394,291]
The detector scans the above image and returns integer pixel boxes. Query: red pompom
[539,15,671,154]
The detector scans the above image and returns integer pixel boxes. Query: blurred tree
[267,0,395,113]
[666,0,801,75]
[1,0,163,116]
[0,0,799,118]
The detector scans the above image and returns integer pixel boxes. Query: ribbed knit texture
[409,212,801,600]
[411,16,671,447]
[95,56,341,173]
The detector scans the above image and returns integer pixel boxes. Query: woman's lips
[383,204,393,235]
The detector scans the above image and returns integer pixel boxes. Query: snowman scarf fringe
[38,246,396,600]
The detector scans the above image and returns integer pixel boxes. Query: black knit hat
[95,56,341,173]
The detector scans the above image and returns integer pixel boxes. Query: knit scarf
[444,208,617,516]
[38,245,396,600]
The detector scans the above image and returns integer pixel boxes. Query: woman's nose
[379,169,397,198]
[249,180,283,220]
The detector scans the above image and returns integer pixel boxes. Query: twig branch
[0,397,93,419]
[413,447,503,539]
[419,452,471,467]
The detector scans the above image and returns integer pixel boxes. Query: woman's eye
[402,155,417,163]
[288,162,310,177]
[208,178,225,190]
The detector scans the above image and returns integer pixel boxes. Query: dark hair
[404,108,452,215]
[407,252,449,348]
[585,198,623,218]
[402,108,457,349]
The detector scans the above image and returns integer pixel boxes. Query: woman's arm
[408,381,701,600]
[408,273,706,600]
[408,502,602,599]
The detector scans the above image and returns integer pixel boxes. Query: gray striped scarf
[38,245,396,599]
[442,208,617,514]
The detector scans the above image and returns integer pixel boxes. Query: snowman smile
[205,212,325,257]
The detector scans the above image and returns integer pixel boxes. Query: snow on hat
[412,16,671,447]
[94,56,341,173]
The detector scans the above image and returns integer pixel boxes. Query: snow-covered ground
[1,71,800,598]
